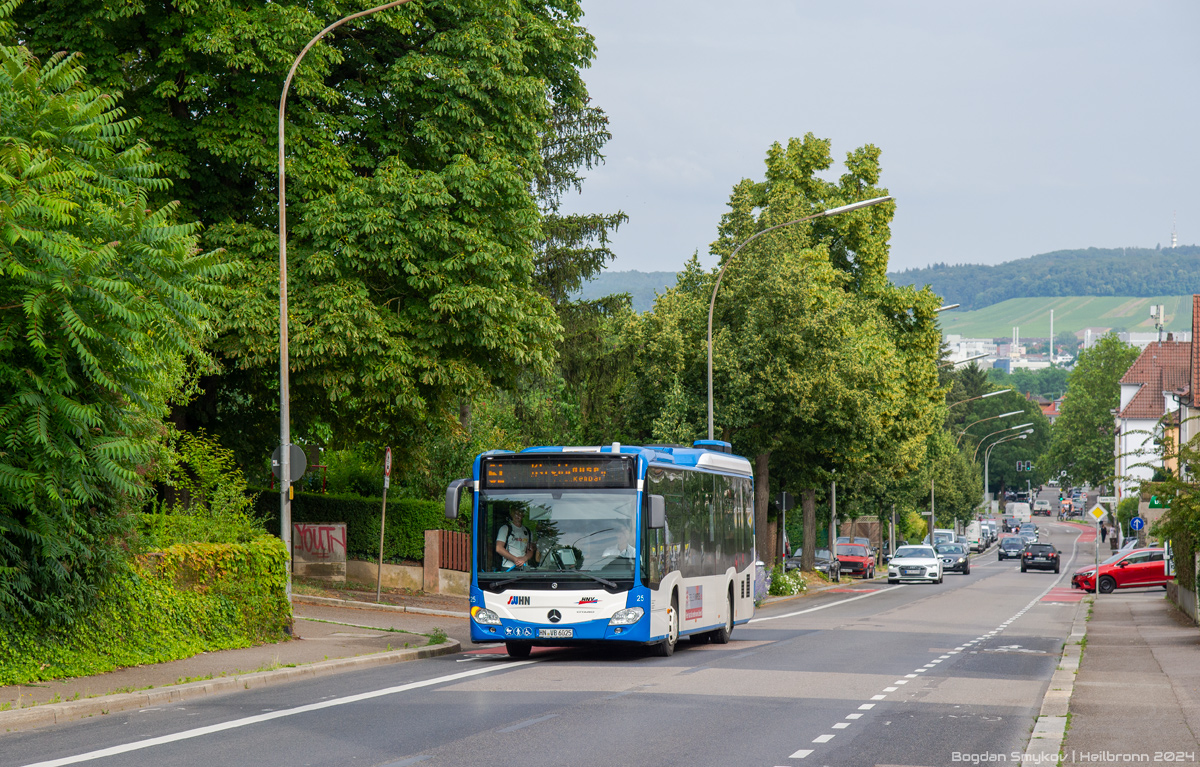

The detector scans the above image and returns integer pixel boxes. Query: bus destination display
[484,459,632,489]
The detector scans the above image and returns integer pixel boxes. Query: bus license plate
[538,628,572,639]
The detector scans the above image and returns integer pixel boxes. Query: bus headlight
[471,606,501,625]
[609,607,644,626]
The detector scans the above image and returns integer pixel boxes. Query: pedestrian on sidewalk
[1099,522,1108,542]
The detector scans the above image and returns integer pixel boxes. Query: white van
[964,521,983,552]
[1007,502,1032,525]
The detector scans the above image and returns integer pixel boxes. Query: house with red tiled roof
[1040,395,1064,424]
[1115,333,1190,496]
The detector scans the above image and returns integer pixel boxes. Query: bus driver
[495,506,536,570]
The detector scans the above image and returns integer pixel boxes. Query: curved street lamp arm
[955,409,1023,448]
[706,195,893,439]
[947,388,1011,410]
[972,422,1034,462]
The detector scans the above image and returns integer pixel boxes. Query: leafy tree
[11,0,598,465]
[0,39,221,619]
[987,365,1070,400]
[627,135,943,570]
[526,98,632,443]
[952,362,992,402]
[1041,334,1138,487]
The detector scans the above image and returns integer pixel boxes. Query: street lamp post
[706,195,893,440]
[278,0,413,598]
[955,410,1024,447]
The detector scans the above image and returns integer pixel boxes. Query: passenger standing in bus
[496,506,535,570]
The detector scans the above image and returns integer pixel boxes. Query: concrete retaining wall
[1167,581,1198,625]
[345,560,469,596]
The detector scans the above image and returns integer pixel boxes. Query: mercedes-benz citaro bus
[444,440,756,658]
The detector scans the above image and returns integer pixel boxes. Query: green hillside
[888,245,1200,311]
[937,296,1193,338]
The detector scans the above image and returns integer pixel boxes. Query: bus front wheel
[654,595,679,657]
[505,642,531,659]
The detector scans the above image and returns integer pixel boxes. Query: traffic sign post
[377,447,392,603]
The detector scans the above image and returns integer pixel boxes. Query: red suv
[835,544,875,580]
[1071,548,1173,593]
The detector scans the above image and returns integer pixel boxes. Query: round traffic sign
[270,444,307,482]
[384,446,392,478]
[1130,516,1145,531]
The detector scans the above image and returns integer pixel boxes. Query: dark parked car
[1001,516,1018,533]
[998,536,1026,560]
[1021,543,1061,573]
[935,542,971,575]
[785,548,841,582]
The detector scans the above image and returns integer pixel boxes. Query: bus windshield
[478,488,639,583]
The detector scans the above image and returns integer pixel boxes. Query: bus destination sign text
[484,459,631,489]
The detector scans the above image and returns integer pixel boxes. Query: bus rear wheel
[505,642,531,659]
[654,595,679,657]
[709,591,734,644]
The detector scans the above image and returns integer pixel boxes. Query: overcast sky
[562,1,1200,276]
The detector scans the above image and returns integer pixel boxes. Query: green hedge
[254,489,469,562]
[0,537,290,686]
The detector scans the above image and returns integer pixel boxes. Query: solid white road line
[748,586,901,623]
[18,661,535,767]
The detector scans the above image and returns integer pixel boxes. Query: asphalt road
[3,522,1096,767]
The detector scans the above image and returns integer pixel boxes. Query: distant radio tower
[1172,211,1178,249]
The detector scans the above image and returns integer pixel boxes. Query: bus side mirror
[445,478,472,520]
[648,495,666,529]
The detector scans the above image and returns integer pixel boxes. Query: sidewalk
[0,590,470,733]
[1062,590,1200,762]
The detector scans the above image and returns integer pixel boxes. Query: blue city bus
[444,440,756,657]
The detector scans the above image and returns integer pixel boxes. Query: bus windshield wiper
[488,576,525,590]
[577,573,619,589]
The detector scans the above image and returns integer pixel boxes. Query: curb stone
[1022,594,1091,763]
[0,639,461,735]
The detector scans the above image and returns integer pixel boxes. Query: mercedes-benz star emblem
[548,610,562,623]
[551,582,558,589]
